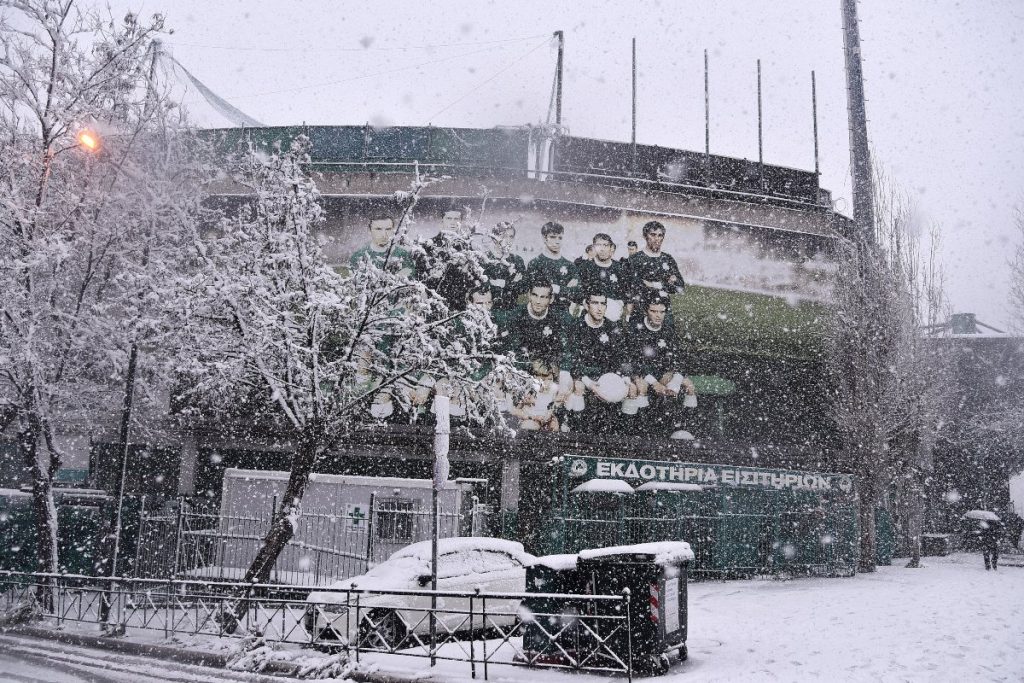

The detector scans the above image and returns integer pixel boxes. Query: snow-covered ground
[5,553,1021,681]
[352,553,1023,682]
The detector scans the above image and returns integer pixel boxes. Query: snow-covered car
[305,537,536,645]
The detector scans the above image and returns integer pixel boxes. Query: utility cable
[178,42,516,106]
[425,37,550,122]
[168,34,549,53]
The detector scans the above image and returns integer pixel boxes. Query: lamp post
[430,390,451,667]
[78,127,138,628]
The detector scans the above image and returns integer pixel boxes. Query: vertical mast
[842,0,875,240]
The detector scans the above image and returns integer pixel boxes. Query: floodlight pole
[554,30,564,125]
[842,0,875,242]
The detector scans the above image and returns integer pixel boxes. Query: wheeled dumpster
[520,554,589,665]
[578,542,693,676]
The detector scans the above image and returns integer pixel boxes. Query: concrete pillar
[499,457,521,512]
[177,433,198,496]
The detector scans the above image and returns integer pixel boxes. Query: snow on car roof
[635,482,704,492]
[571,479,634,494]
[389,536,530,563]
[964,510,1001,521]
[579,541,695,565]
[309,538,533,601]
[529,554,579,570]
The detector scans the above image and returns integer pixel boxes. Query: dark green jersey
[483,252,527,310]
[562,315,629,379]
[626,250,685,303]
[525,253,579,309]
[626,317,683,379]
[497,305,568,367]
[577,259,628,302]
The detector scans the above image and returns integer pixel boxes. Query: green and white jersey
[350,243,415,277]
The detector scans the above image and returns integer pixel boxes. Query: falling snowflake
[599,332,609,344]
[543,326,552,336]
[657,339,667,348]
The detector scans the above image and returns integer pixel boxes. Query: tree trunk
[905,437,931,569]
[856,463,878,573]
[222,427,321,631]
[20,417,59,576]
[904,475,923,568]
[242,430,320,585]
[19,412,60,613]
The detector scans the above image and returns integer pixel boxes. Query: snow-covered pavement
[0,633,282,682]
[2,553,1021,682]
[358,553,1023,682]
[680,553,1023,681]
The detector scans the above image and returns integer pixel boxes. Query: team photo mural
[327,198,837,442]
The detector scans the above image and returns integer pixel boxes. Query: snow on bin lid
[579,541,695,565]
[964,510,1001,521]
[529,554,579,570]
[635,482,704,492]
[571,479,634,494]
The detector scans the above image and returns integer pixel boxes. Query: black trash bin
[521,554,588,665]
[578,542,693,676]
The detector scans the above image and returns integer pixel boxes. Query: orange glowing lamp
[77,129,101,152]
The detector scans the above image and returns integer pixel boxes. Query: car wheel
[358,608,407,650]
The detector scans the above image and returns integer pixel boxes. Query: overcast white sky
[99,0,1024,328]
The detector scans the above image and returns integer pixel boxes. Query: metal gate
[132,496,491,586]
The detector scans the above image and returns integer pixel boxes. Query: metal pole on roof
[631,37,638,170]
[812,70,820,182]
[704,49,711,181]
[554,31,564,125]
[842,0,875,242]
[757,59,764,187]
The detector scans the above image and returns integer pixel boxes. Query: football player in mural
[577,233,628,321]
[506,357,563,432]
[350,215,415,276]
[524,221,579,312]
[627,296,697,438]
[482,221,527,313]
[440,207,465,234]
[467,287,494,314]
[498,277,568,369]
[414,207,482,311]
[625,220,685,320]
[562,290,635,433]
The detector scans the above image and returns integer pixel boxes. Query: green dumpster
[578,542,693,675]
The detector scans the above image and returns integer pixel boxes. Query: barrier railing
[0,571,634,680]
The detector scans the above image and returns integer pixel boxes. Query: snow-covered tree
[171,136,525,593]
[0,1,203,574]
[826,169,952,572]
[1010,207,1024,335]
[964,208,1024,486]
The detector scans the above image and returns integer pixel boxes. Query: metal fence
[0,571,636,680]
[553,502,857,579]
[132,498,492,587]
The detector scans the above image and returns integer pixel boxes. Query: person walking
[972,513,1003,570]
